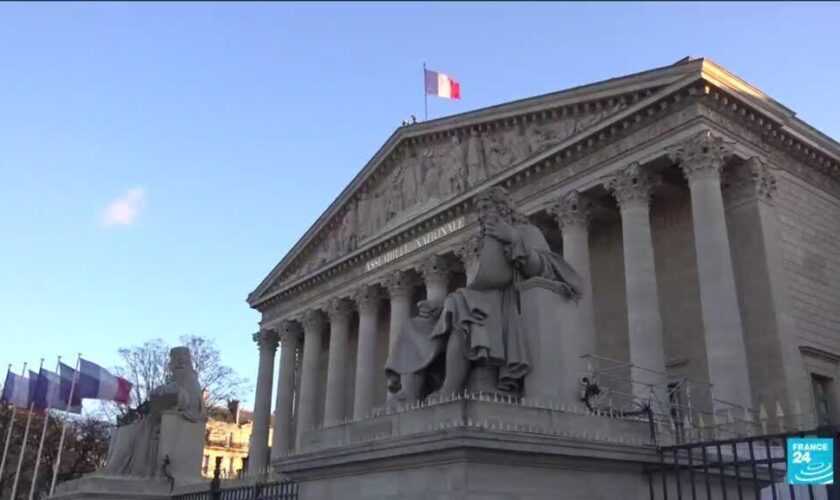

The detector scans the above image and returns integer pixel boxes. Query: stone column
[271,321,301,459]
[419,255,451,302]
[296,309,326,447]
[669,131,753,410]
[724,158,806,420]
[605,163,668,404]
[551,190,597,362]
[385,270,416,351]
[249,329,278,474]
[384,270,417,404]
[353,284,384,419]
[324,297,353,426]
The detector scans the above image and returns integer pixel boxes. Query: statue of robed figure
[386,186,581,403]
[103,347,207,478]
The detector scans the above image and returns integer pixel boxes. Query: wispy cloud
[101,188,146,228]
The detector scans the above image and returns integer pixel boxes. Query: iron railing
[649,426,839,500]
[175,457,298,500]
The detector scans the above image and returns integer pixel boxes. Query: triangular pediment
[251,55,840,308]
[247,58,708,306]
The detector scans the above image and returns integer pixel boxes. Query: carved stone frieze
[279,102,630,285]
[604,162,661,209]
[550,190,593,230]
[668,130,734,182]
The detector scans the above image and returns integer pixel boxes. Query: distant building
[201,400,272,478]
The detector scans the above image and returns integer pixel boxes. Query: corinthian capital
[418,255,452,285]
[353,284,384,312]
[252,329,279,352]
[604,162,660,209]
[302,309,327,334]
[326,297,354,322]
[278,320,303,345]
[724,156,777,205]
[384,270,417,299]
[550,190,593,230]
[668,130,734,182]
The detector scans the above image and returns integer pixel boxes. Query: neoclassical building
[244,57,840,490]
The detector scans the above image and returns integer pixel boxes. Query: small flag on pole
[0,371,32,409]
[71,359,132,404]
[424,68,461,100]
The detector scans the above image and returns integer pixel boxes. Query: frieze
[365,216,465,272]
[280,101,629,285]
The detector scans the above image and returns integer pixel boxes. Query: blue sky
[1,2,838,407]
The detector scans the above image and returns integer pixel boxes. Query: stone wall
[774,169,840,354]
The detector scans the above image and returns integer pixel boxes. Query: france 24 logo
[787,438,834,485]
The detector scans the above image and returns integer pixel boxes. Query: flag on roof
[71,359,132,404]
[34,369,82,413]
[424,68,461,100]
[1,370,33,409]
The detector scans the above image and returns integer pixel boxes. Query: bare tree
[113,335,249,410]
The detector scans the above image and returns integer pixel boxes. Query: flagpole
[49,354,80,496]
[423,62,428,121]
[29,357,60,500]
[0,362,25,491]
[11,359,43,500]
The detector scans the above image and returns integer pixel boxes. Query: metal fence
[649,426,839,500]
[174,458,298,500]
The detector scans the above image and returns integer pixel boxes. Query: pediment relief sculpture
[280,101,627,286]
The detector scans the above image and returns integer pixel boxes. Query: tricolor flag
[1,371,33,409]
[68,359,132,404]
[425,68,461,100]
[34,369,82,413]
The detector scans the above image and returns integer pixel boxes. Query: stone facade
[243,57,840,498]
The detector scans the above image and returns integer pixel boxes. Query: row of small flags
[0,357,133,499]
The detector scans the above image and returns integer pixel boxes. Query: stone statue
[103,347,207,478]
[401,147,423,210]
[509,123,532,163]
[385,186,582,402]
[483,132,515,175]
[445,135,467,194]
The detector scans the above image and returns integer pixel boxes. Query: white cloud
[101,188,146,227]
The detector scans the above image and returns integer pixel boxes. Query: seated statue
[103,347,207,478]
[386,186,581,403]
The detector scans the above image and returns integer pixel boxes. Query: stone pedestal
[48,475,172,500]
[517,277,581,405]
[158,411,206,481]
[281,398,657,500]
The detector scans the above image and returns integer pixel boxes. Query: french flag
[1,371,33,409]
[425,68,461,100]
[71,359,133,405]
[34,369,82,413]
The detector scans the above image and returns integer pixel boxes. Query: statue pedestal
[158,411,206,481]
[47,475,172,500]
[517,276,582,406]
[282,397,660,500]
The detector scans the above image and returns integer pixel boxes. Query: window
[811,374,834,426]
